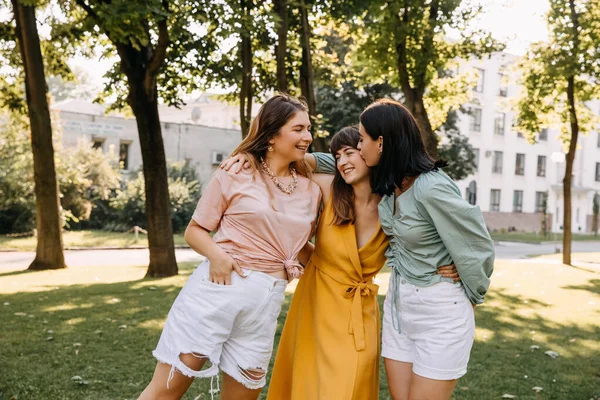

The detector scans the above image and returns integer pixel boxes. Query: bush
[94,161,201,233]
[1,114,201,234]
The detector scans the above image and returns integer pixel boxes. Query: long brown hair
[329,126,362,225]
[230,93,312,177]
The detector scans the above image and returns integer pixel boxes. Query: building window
[515,153,525,176]
[494,112,505,136]
[490,189,501,211]
[597,132,600,148]
[466,181,477,205]
[119,141,130,170]
[498,73,508,97]
[469,108,482,132]
[492,151,503,174]
[596,162,600,182]
[535,191,546,213]
[539,128,548,141]
[92,138,105,151]
[473,148,480,171]
[517,131,524,139]
[537,155,547,177]
[513,190,523,212]
[474,68,485,92]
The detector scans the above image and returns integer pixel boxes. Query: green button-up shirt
[313,152,494,304]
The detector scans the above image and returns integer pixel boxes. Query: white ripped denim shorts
[152,260,287,389]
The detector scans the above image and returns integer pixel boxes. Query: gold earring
[268,146,274,152]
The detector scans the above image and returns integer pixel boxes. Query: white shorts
[153,260,287,389]
[382,276,475,380]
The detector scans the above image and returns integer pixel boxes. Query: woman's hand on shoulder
[220,153,251,174]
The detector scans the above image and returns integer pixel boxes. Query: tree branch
[147,17,169,77]
[74,0,98,20]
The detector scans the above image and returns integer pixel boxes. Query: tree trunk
[128,79,178,277]
[593,193,599,236]
[240,0,253,138]
[412,97,438,158]
[298,0,326,152]
[563,75,579,266]
[562,0,580,266]
[400,88,438,158]
[12,0,66,271]
[274,0,288,92]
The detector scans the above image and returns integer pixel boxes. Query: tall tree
[515,0,600,265]
[355,0,503,157]
[298,0,327,152]
[593,193,599,237]
[11,0,66,271]
[67,0,213,277]
[239,0,254,137]
[273,0,289,92]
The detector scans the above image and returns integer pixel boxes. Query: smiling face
[335,145,370,186]
[269,111,313,164]
[357,123,382,167]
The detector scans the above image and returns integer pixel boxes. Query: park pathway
[1,241,599,270]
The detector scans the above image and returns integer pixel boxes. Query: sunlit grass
[490,231,599,244]
[0,230,188,251]
[0,259,598,399]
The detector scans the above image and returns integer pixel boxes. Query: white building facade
[52,99,242,189]
[454,53,600,233]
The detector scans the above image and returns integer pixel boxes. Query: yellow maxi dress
[267,196,389,400]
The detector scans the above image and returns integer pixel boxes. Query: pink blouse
[192,168,321,277]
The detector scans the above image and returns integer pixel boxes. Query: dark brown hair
[329,126,362,225]
[360,99,446,196]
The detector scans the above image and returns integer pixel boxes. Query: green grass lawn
[490,231,600,244]
[0,230,188,251]
[0,259,598,399]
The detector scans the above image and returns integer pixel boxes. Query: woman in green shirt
[313,99,494,400]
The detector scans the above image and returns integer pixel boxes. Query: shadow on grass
[563,279,600,296]
[0,269,41,278]
[0,275,598,400]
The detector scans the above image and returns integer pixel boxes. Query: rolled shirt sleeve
[313,152,336,174]
[192,169,229,232]
[414,176,495,304]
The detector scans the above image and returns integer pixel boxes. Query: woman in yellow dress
[266,126,387,399]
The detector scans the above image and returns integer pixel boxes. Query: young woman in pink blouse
[138,94,321,400]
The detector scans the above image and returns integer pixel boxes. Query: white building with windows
[52,97,243,188]
[454,52,600,233]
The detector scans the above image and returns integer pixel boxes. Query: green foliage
[0,113,122,233]
[0,114,35,233]
[436,109,476,181]
[102,162,200,233]
[515,0,600,144]
[351,0,503,119]
[316,81,401,139]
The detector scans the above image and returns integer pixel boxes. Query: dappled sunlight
[64,317,86,326]
[43,303,95,312]
[474,327,496,342]
[138,318,166,330]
